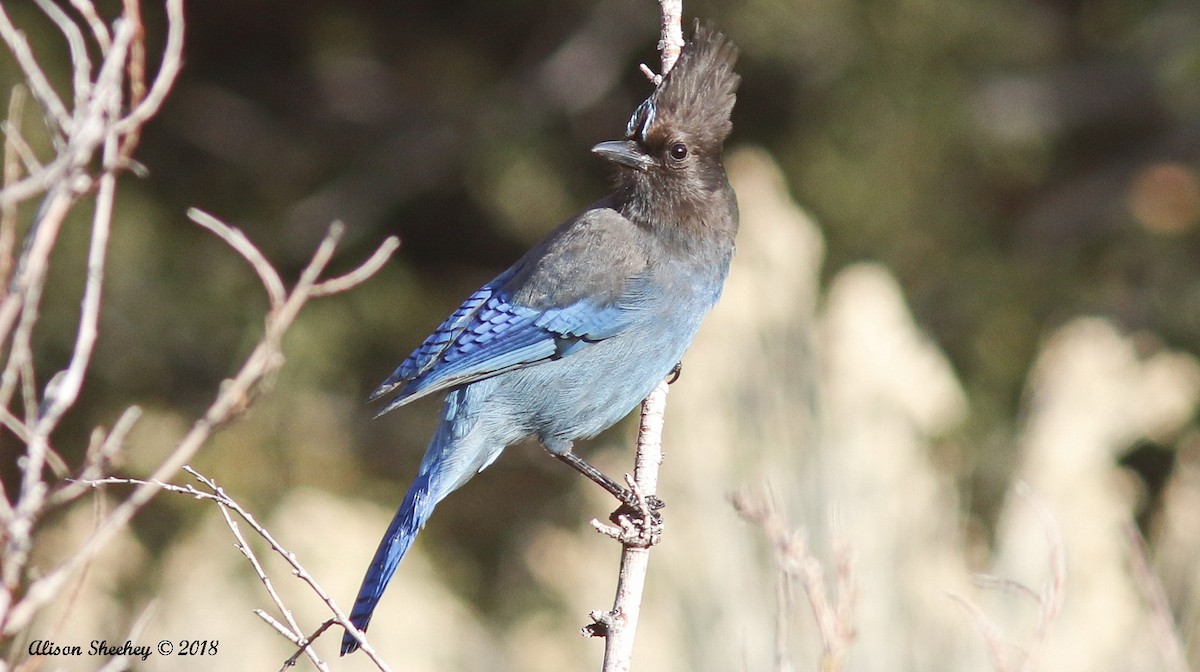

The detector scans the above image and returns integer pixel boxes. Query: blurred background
[4,0,1200,669]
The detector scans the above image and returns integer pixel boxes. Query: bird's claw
[621,491,664,511]
[589,477,664,545]
[596,498,664,547]
[666,362,683,384]
[610,490,664,525]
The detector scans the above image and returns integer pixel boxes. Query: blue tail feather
[340,469,436,655]
[341,388,487,656]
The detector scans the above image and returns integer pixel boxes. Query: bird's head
[593,22,740,223]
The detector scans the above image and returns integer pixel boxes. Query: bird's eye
[669,143,688,161]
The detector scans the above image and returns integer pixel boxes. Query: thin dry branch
[948,592,1014,672]
[310,233,402,297]
[70,0,114,54]
[0,2,389,656]
[201,470,331,672]
[2,90,44,178]
[0,3,72,132]
[948,482,1065,672]
[0,0,183,210]
[33,82,121,437]
[114,0,183,135]
[586,384,668,672]
[1021,482,1065,660]
[122,0,147,109]
[733,492,858,672]
[87,468,394,672]
[3,216,398,637]
[0,84,28,286]
[656,0,685,74]
[587,5,685,670]
[1123,521,1190,672]
[0,96,132,605]
[46,406,142,508]
[639,0,685,84]
[278,620,339,672]
[32,0,94,110]
[188,208,288,308]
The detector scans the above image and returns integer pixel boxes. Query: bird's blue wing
[373,280,634,414]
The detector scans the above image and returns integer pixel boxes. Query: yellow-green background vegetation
[3,0,1199,669]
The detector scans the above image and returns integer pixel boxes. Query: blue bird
[342,23,740,655]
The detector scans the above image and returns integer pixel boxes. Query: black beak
[591,140,656,171]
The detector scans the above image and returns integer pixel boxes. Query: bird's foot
[613,472,664,516]
[591,476,664,547]
[666,361,683,384]
[612,492,665,518]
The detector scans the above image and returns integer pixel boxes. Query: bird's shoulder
[506,204,654,310]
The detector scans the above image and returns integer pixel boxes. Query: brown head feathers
[625,22,740,151]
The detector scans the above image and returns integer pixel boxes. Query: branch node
[583,609,621,638]
[638,63,662,85]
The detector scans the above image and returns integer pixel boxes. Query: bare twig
[113,0,184,136]
[188,208,288,308]
[1123,521,1190,672]
[3,217,398,636]
[0,13,138,604]
[949,483,1065,672]
[70,0,114,54]
[656,0,685,74]
[0,84,28,285]
[199,469,330,672]
[0,151,72,208]
[948,592,1014,672]
[123,0,146,109]
[86,469,393,672]
[1020,482,1065,665]
[588,5,687,670]
[256,608,306,646]
[310,233,401,297]
[585,382,667,672]
[280,620,339,672]
[32,0,94,111]
[0,2,395,658]
[639,0,685,84]
[2,100,44,178]
[34,77,122,437]
[733,492,858,672]
[92,600,156,672]
[46,406,142,507]
[0,3,72,132]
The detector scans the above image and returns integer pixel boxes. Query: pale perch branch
[587,382,668,672]
[587,4,685,670]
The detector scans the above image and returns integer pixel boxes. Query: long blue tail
[341,388,492,655]
[340,466,436,655]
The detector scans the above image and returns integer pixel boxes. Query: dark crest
[626,22,740,147]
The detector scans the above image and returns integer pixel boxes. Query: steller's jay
[342,23,739,655]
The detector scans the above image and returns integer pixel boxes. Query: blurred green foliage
[4,0,1200,624]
